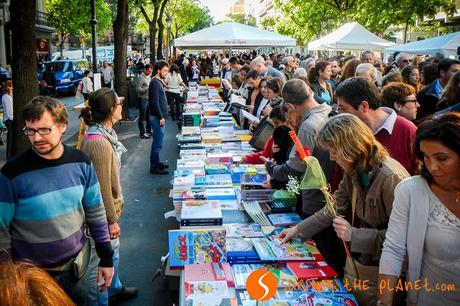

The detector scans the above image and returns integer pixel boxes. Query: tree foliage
[224,12,256,26]
[46,0,112,52]
[267,0,457,44]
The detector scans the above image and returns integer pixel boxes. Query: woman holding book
[379,113,460,306]
[80,88,137,304]
[279,113,409,306]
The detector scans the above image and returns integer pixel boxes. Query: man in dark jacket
[416,58,460,122]
[148,60,170,174]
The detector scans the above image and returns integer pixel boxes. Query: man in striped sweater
[0,96,114,304]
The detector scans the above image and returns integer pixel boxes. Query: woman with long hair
[308,60,334,105]
[437,70,460,111]
[280,113,410,306]
[1,80,13,159]
[166,63,187,120]
[81,70,94,101]
[401,65,421,93]
[261,77,284,116]
[379,113,460,306]
[80,88,137,304]
[340,58,361,82]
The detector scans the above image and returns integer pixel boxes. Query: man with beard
[0,96,114,304]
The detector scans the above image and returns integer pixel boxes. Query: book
[180,201,223,226]
[268,200,297,213]
[205,163,229,174]
[219,200,239,210]
[304,292,358,306]
[184,263,235,287]
[232,263,297,289]
[206,188,236,200]
[205,174,233,187]
[168,227,226,267]
[184,280,236,306]
[268,213,303,227]
[242,201,272,226]
[287,261,338,280]
[224,223,265,238]
[251,236,315,261]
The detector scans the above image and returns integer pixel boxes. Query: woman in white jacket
[82,70,94,101]
[379,112,460,306]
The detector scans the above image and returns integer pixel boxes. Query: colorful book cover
[226,237,259,260]
[219,200,239,210]
[206,174,233,187]
[184,263,235,287]
[287,261,338,281]
[205,163,229,174]
[305,292,358,306]
[169,228,227,267]
[268,213,303,227]
[232,263,297,289]
[251,236,315,261]
[224,223,264,238]
[184,280,234,306]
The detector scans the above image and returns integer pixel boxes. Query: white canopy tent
[307,22,395,52]
[173,22,296,49]
[384,31,460,57]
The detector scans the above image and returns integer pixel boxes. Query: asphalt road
[0,98,181,305]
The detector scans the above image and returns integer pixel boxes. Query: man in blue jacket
[148,60,170,175]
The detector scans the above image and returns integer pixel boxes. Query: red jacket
[243,136,274,164]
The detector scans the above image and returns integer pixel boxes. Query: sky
[198,0,262,23]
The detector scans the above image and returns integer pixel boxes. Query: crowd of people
[0,47,459,306]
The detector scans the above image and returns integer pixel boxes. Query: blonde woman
[280,113,410,306]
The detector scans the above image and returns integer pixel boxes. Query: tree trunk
[10,0,39,156]
[156,0,168,60]
[149,23,156,61]
[59,33,65,59]
[113,0,129,118]
[403,19,410,44]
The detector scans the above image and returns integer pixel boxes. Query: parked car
[39,59,89,96]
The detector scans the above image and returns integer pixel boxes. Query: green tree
[46,0,112,57]
[224,12,256,26]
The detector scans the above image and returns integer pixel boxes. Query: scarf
[86,123,127,163]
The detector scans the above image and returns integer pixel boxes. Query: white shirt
[2,93,13,122]
[375,107,397,135]
[166,72,183,94]
[101,66,113,84]
[82,76,94,94]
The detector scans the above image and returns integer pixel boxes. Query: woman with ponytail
[79,88,137,304]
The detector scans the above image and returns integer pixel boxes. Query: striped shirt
[0,145,113,267]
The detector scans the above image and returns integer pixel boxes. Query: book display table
[167,86,358,306]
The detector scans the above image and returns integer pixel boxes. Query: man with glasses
[395,53,411,70]
[0,96,114,304]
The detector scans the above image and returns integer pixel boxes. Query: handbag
[249,116,274,151]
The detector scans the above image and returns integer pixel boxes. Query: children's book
[232,263,297,289]
[184,280,237,306]
[224,223,265,238]
[304,292,358,306]
[287,261,338,280]
[268,213,302,227]
[251,236,315,261]
[168,227,226,267]
[184,263,235,287]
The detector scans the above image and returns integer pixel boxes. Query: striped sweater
[0,145,113,267]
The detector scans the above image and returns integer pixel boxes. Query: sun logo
[246,269,278,301]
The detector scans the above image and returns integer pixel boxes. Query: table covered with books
[165,84,358,306]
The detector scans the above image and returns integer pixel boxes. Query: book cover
[305,292,358,306]
[286,261,338,280]
[206,188,236,200]
[226,237,259,259]
[232,263,297,289]
[205,174,233,187]
[184,281,236,306]
[224,223,264,238]
[268,213,303,227]
[168,228,227,267]
[219,200,239,210]
[181,200,222,222]
[251,236,315,261]
[184,263,235,287]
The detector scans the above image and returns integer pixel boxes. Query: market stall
[307,22,395,52]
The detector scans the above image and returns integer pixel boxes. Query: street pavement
[0,100,181,305]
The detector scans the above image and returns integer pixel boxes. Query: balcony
[36,10,54,33]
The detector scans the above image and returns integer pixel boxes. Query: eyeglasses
[402,98,418,104]
[23,125,57,136]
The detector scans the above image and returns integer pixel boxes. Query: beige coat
[297,157,410,266]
